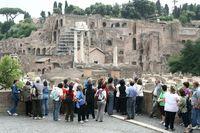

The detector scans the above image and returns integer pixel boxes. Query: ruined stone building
[0,14,200,76]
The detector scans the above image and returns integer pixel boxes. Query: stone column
[80,31,84,63]
[113,44,118,66]
[87,31,91,64]
[74,30,78,63]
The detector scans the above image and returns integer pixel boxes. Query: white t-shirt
[135,84,144,97]
[164,92,179,112]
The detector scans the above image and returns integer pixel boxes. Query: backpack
[32,85,39,98]
[95,89,104,101]
[186,97,192,112]
[65,91,73,103]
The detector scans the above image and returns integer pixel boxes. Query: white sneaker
[12,113,18,116]
[191,126,198,130]
[7,110,12,116]
[79,121,84,124]
[84,119,89,122]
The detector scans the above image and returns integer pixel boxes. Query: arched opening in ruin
[102,22,107,27]
[53,31,57,42]
[90,22,95,29]
[122,23,127,27]
[60,19,63,27]
[42,68,46,74]
[32,48,35,55]
[132,38,136,50]
[42,48,46,55]
[20,44,22,47]
[115,23,120,27]
[107,40,112,46]
[55,20,58,29]
[53,62,61,68]
[36,48,40,55]
[49,67,51,70]
[38,69,41,72]
[111,24,114,28]
[23,50,25,54]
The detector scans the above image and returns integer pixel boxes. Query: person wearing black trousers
[86,80,95,119]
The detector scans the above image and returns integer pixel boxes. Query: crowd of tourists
[6,76,200,132]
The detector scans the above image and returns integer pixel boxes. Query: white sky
[0,0,200,22]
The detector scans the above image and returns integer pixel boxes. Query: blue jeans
[107,92,114,115]
[53,100,61,121]
[43,99,49,116]
[191,108,200,127]
[126,97,136,119]
[9,99,19,114]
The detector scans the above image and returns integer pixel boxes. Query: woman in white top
[135,79,144,115]
[164,86,179,131]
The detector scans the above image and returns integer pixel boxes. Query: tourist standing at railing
[60,79,68,115]
[107,77,115,115]
[150,79,162,118]
[22,81,32,117]
[65,82,74,122]
[7,80,21,116]
[86,79,95,120]
[135,79,144,116]
[178,89,190,133]
[95,83,107,122]
[118,79,127,115]
[164,86,179,131]
[157,84,167,125]
[50,83,63,121]
[126,81,138,119]
[42,80,49,117]
[76,85,86,123]
[191,81,200,130]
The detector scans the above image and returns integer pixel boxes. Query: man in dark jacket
[86,80,95,119]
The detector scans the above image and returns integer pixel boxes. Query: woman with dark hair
[22,81,32,116]
[118,79,127,115]
[42,80,49,116]
[65,83,74,122]
[86,80,95,119]
[164,86,179,131]
[135,79,144,115]
[107,77,115,115]
[7,80,20,116]
[178,89,190,133]
[183,82,191,97]
[157,84,167,125]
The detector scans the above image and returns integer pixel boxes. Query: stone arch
[107,40,112,46]
[60,19,63,27]
[42,48,46,55]
[111,24,114,28]
[102,22,107,27]
[42,68,46,74]
[32,48,35,55]
[53,62,61,68]
[90,22,95,29]
[53,31,57,42]
[115,23,120,27]
[122,22,127,27]
[38,69,41,72]
[55,20,58,29]
[132,38,136,50]
[36,48,40,55]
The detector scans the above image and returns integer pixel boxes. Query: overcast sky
[0,0,200,22]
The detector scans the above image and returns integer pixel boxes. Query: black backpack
[186,97,192,112]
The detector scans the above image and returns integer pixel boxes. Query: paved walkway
[0,114,157,133]
[113,113,200,133]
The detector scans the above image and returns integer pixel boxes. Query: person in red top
[65,82,74,122]
[60,79,68,114]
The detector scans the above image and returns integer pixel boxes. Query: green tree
[172,6,181,18]
[0,55,22,89]
[58,2,63,14]
[40,11,46,20]
[24,12,31,19]
[0,8,25,21]
[0,21,15,34]
[163,4,169,16]
[168,40,200,75]
[121,3,140,19]
[112,3,121,17]
[156,0,161,15]
[64,1,68,14]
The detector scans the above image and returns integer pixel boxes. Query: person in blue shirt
[42,80,49,116]
[126,81,138,119]
[7,80,21,116]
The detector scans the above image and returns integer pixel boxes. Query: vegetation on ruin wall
[51,0,200,24]
[0,8,36,41]
[168,40,200,76]
[0,56,23,90]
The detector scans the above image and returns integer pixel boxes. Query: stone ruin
[0,14,200,80]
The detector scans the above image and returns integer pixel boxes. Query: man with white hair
[73,78,80,95]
